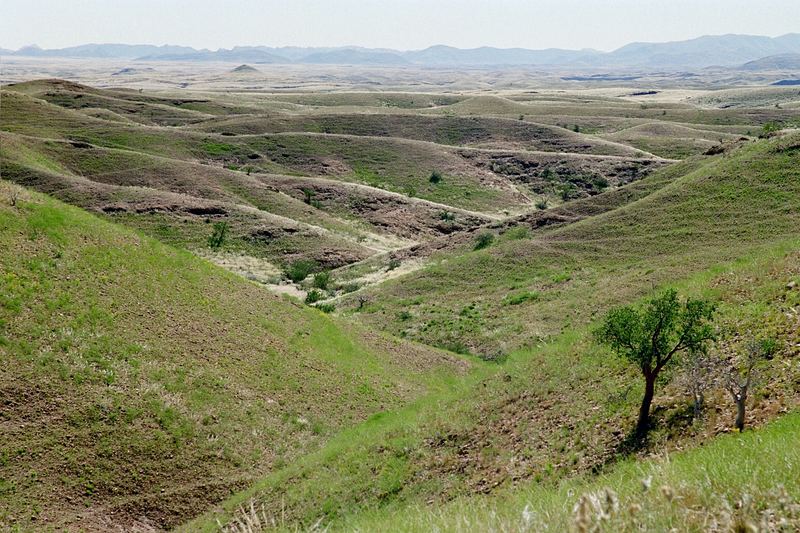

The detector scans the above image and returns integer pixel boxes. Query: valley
[2,60,800,532]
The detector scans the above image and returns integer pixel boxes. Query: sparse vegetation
[4,73,800,533]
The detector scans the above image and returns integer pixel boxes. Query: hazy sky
[2,0,798,52]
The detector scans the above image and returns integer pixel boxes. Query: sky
[2,0,798,52]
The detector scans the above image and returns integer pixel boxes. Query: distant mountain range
[4,34,800,69]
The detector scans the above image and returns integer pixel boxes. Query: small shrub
[591,176,609,191]
[301,188,323,208]
[439,210,456,221]
[315,303,335,313]
[535,198,549,210]
[397,310,412,321]
[313,271,331,290]
[558,183,578,201]
[340,282,361,294]
[429,170,443,184]
[387,258,401,271]
[285,259,317,283]
[761,122,781,137]
[474,232,494,250]
[305,289,323,304]
[504,226,530,240]
[207,221,228,249]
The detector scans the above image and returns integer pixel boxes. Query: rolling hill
[3,76,800,532]
[0,181,467,530]
[186,131,800,531]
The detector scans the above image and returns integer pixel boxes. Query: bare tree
[357,295,370,310]
[676,350,723,419]
[723,338,776,432]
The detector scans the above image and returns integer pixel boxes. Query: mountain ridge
[4,33,800,68]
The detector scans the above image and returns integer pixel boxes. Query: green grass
[351,132,800,356]
[4,78,800,532]
[0,182,466,530]
[340,411,800,532]
[185,132,800,532]
[188,236,800,532]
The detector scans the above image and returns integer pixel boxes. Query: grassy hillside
[0,182,467,531]
[349,132,800,357]
[340,411,800,532]
[187,132,800,531]
[191,113,647,157]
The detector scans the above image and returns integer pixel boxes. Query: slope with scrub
[0,182,467,531]
[187,132,800,531]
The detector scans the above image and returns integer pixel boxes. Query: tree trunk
[735,396,746,432]
[693,391,704,420]
[636,375,656,439]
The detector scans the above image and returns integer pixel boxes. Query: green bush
[313,271,331,290]
[761,122,782,137]
[207,221,228,249]
[340,282,361,294]
[473,232,494,250]
[315,303,336,313]
[387,258,401,271]
[535,198,549,210]
[504,226,530,240]
[285,259,317,283]
[305,289,323,304]
[439,211,456,221]
[429,170,443,184]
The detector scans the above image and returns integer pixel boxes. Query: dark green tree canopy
[596,289,716,376]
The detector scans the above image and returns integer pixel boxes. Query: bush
[313,271,331,290]
[504,226,530,240]
[340,282,361,294]
[591,176,609,191]
[285,259,317,283]
[387,258,401,271]
[429,170,443,184]
[474,232,494,250]
[315,303,336,313]
[761,122,781,137]
[305,289,323,304]
[397,310,412,321]
[207,221,228,249]
[439,210,456,221]
[558,183,578,201]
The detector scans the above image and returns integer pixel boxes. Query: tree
[429,170,443,184]
[595,289,716,440]
[207,221,228,249]
[723,338,776,432]
[676,350,723,420]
